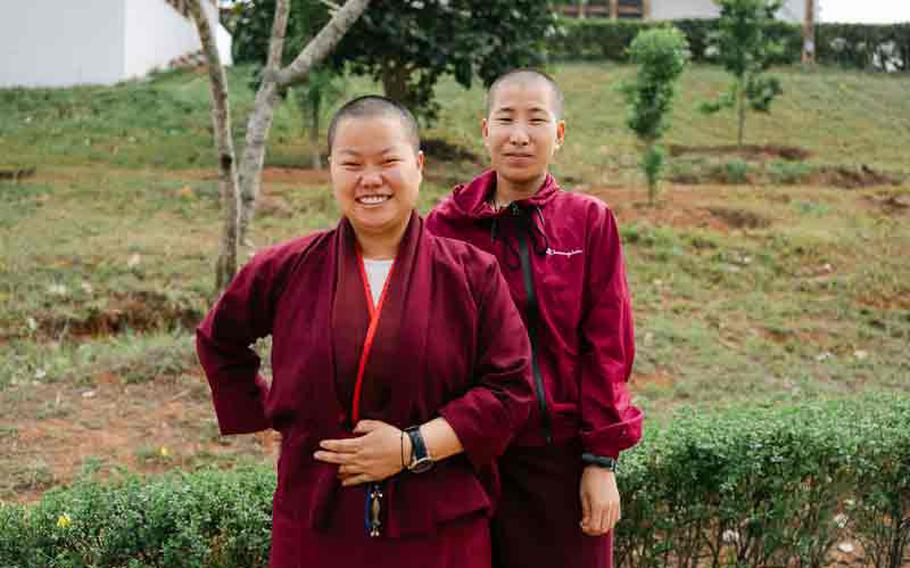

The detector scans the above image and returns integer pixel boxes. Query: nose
[507,125,530,147]
[359,168,383,189]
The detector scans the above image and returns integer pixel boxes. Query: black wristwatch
[582,452,618,472]
[405,426,434,473]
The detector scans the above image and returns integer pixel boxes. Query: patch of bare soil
[706,206,771,229]
[669,144,811,161]
[0,372,278,504]
[632,370,676,390]
[27,291,203,341]
[816,165,903,189]
[582,185,769,232]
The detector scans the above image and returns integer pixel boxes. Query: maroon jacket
[196,214,533,551]
[426,171,642,459]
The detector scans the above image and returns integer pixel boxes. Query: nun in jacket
[426,70,643,568]
[196,96,533,568]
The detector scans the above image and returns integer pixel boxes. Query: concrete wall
[123,0,232,80]
[0,0,232,89]
[650,0,817,24]
[0,0,125,88]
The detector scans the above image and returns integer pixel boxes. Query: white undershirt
[362,258,394,306]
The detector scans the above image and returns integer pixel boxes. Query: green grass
[1,63,908,418]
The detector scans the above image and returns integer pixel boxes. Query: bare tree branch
[275,0,370,87]
[238,0,370,243]
[267,0,290,71]
[186,0,240,293]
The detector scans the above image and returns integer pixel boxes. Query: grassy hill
[0,63,908,499]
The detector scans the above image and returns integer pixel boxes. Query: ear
[481,117,491,149]
[555,120,566,150]
[416,150,425,172]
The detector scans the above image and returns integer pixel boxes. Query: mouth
[355,194,392,206]
[504,152,534,159]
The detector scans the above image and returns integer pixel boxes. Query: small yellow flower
[159,446,170,458]
[56,513,72,529]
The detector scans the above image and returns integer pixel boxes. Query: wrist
[582,452,618,472]
[399,428,413,472]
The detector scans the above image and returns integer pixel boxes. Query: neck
[354,219,408,260]
[493,171,548,207]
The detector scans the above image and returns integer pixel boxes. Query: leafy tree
[624,27,689,205]
[236,0,557,122]
[700,0,785,147]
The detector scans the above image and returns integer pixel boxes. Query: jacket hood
[436,170,561,224]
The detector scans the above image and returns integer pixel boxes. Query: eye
[340,161,362,169]
[383,157,402,166]
[496,117,513,124]
[530,117,548,125]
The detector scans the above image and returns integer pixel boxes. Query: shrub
[549,19,910,71]
[2,395,907,568]
[624,27,689,204]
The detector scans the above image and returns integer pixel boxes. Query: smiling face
[329,114,424,243]
[483,75,565,195]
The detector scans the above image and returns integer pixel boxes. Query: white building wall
[650,0,817,24]
[0,0,232,89]
[0,0,126,88]
[123,0,232,80]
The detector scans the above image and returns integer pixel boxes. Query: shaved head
[486,68,564,120]
[328,95,420,153]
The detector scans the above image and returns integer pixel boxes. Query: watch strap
[582,452,618,472]
[405,426,432,472]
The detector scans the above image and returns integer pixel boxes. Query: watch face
[410,457,434,474]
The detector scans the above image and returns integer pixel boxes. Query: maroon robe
[427,171,643,568]
[196,213,533,567]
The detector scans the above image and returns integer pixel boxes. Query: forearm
[418,417,463,462]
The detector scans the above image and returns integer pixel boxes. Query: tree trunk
[380,61,410,105]
[737,80,746,148]
[237,0,290,246]
[802,0,816,65]
[310,95,322,170]
[186,0,240,294]
[238,0,372,244]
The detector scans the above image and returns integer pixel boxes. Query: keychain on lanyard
[352,248,395,538]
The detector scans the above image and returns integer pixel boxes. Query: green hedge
[549,18,910,71]
[2,395,908,567]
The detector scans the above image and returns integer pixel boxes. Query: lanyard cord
[350,248,396,424]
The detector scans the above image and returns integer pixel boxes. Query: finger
[313,450,352,464]
[592,503,608,535]
[319,438,360,452]
[604,504,618,532]
[353,420,382,434]
[337,463,362,477]
[580,492,592,530]
[341,473,372,487]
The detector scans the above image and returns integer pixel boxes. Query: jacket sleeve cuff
[579,407,644,459]
[209,373,271,435]
[437,394,512,470]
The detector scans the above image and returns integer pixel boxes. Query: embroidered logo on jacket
[545,247,583,258]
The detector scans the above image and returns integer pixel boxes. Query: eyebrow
[336,146,402,157]
[493,106,551,115]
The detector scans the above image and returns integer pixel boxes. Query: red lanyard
[350,249,396,424]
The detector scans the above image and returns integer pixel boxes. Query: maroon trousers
[492,442,613,568]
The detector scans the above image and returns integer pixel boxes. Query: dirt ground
[0,370,280,504]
